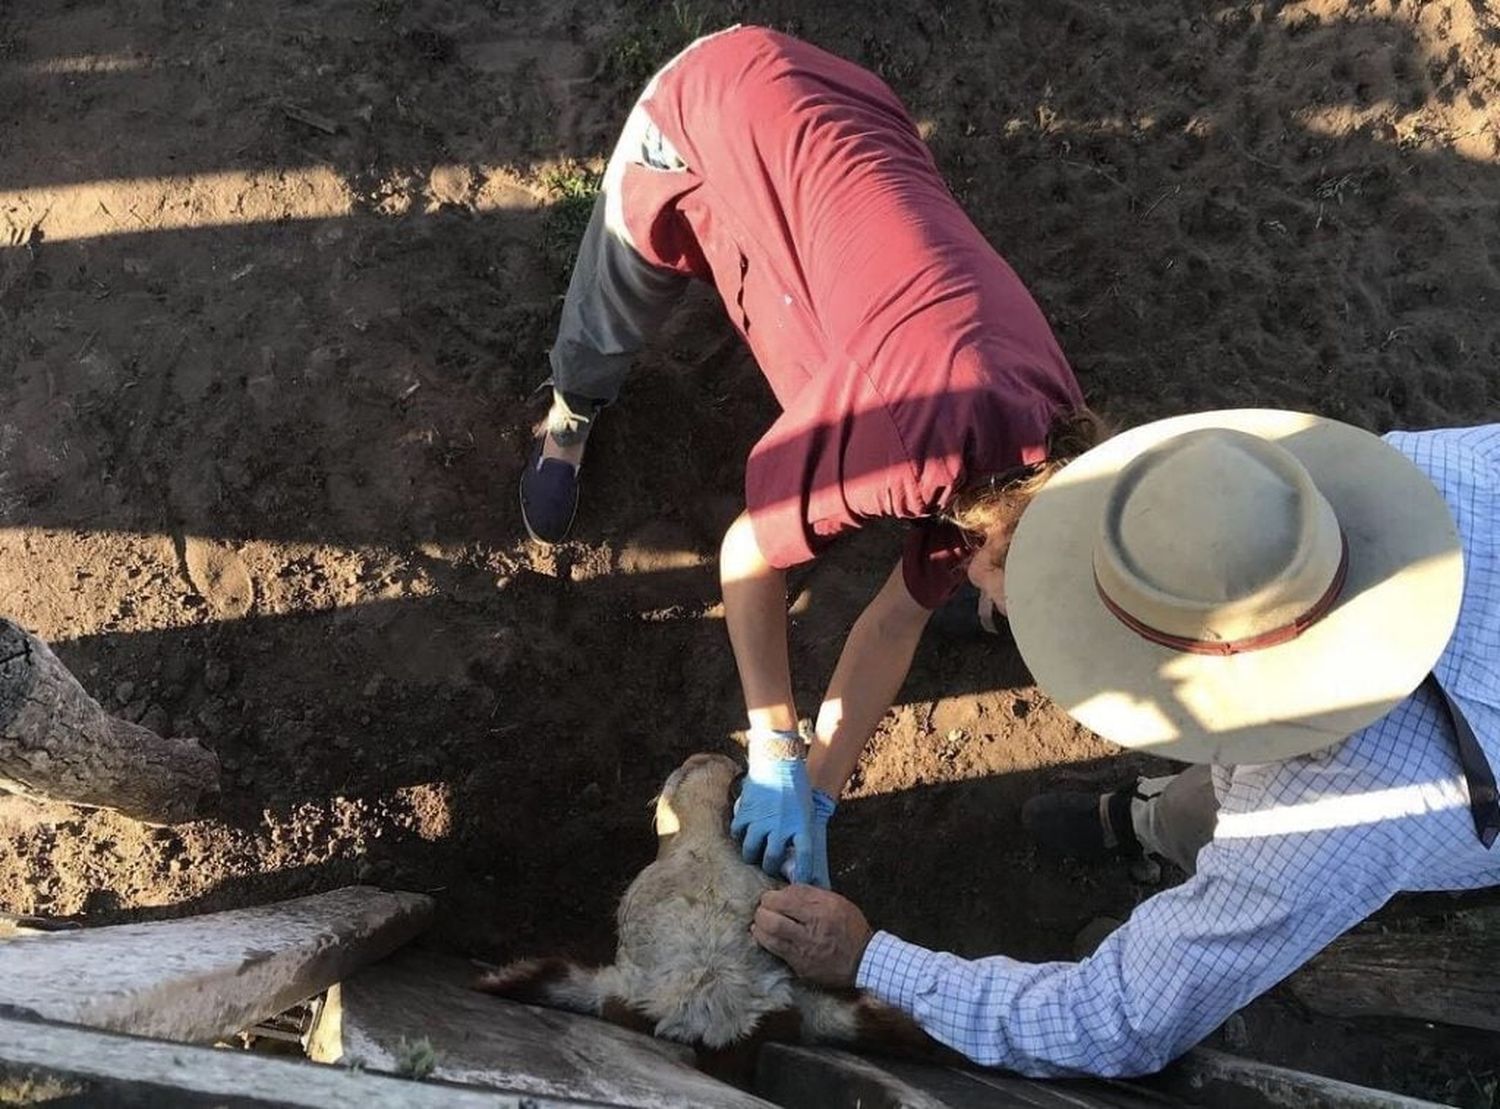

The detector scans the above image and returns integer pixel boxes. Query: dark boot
[1021,786,1143,861]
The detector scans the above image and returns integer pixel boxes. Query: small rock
[578,782,602,807]
[121,699,149,723]
[114,680,136,705]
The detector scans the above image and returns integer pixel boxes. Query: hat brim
[1005,409,1464,764]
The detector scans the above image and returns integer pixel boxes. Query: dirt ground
[2,0,1498,1101]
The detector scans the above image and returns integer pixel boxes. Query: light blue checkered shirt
[857,424,1500,1077]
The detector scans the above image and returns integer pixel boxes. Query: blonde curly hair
[948,408,1111,566]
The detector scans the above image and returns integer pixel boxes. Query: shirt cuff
[855,930,939,1011]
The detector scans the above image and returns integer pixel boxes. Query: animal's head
[653,752,742,847]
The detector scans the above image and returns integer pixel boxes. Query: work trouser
[1127,765,1219,875]
[542,40,720,446]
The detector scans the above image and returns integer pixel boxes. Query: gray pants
[1127,765,1219,875]
[544,66,700,445]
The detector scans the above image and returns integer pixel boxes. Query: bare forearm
[721,512,798,732]
[809,564,929,795]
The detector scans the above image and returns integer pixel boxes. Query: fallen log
[0,618,219,823]
[1288,919,1500,1033]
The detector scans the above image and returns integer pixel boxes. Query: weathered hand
[751,884,873,988]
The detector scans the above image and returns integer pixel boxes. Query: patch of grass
[0,1075,87,1103]
[394,1035,437,1081]
[539,162,603,281]
[542,164,604,204]
[607,1,710,90]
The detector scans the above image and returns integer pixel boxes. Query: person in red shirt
[520,26,1099,886]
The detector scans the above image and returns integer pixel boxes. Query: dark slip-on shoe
[519,442,580,544]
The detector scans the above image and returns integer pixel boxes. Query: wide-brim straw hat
[1005,409,1465,765]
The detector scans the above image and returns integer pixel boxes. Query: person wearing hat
[517,26,1096,886]
[751,411,1500,1076]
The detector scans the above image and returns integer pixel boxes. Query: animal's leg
[792,984,960,1062]
[790,984,860,1045]
[475,958,657,1036]
[695,1007,805,1088]
[475,957,613,1015]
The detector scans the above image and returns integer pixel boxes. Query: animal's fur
[476,753,947,1064]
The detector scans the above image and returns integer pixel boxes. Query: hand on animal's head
[653,752,743,844]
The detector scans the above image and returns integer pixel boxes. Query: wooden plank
[0,886,432,1043]
[0,1011,599,1107]
[755,1043,1178,1108]
[1147,1048,1447,1109]
[316,948,773,1109]
[758,1043,1448,1109]
[755,1045,949,1109]
[1287,924,1500,1032]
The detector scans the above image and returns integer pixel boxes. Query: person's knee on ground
[1022,764,1217,875]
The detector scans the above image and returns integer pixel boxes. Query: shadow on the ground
[1,16,1498,1102]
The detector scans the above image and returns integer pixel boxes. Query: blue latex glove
[807,788,837,890]
[777,787,837,888]
[731,729,814,883]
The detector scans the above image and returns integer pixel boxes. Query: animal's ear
[473,957,609,1016]
[654,795,682,837]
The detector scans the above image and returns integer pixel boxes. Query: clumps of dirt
[182,538,255,621]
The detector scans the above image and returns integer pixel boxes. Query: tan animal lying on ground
[477,752,944,1071]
